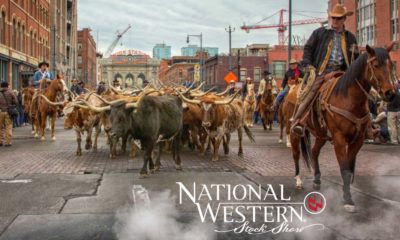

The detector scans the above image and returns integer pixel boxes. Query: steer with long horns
[178,90,255,161]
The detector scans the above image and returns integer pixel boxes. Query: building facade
[77,28,96,88]
[100,49,160,88]
[0,0,50,89]
[50,0,77,82]
[153,43,171,60]
[181,45,218,57]
[203,55,268,90]
[329,0,400,74]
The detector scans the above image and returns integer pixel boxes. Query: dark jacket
[387,91,400,112]
[0,88,17,112]
[70,84,83,96]
[303,26,358,75]
[282,68,304,89]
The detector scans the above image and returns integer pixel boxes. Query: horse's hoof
[238,152,243,157]
[51,136,56,141]
[31,131,35,135]
[93,146,97,152]
[34,134,39,139]
[176,165,183,171]
[139,173,148,179]
[296,184,303,190]
[286,143,292,148]
[41,136,45,141]
[155,165,160,171]
[344,204,356,213]
[212,157,219,162]
[150,169,156,174]
[109,154,116,159]
[278,139,283,144]
[313,183,321,190]
[76,151,82,156]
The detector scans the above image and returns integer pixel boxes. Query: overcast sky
[78,0,328,57]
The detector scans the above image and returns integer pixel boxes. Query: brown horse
[33,74,67,141]
[22,87,36,133]
[279,83,302,147]
[259,78,275,130]
[289,45,396,213]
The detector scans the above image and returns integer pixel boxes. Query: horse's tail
[243,125,256,143]
[300,130,312,170]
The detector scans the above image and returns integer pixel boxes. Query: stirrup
[291,125,305,137]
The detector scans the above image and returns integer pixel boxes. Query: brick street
[1,120,400,240]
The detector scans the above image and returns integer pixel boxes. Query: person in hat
[242,77,254,99]
[32,61,54,89]
[96,81,106,95]
[291,4,359,136]
[113,79,122,90]
[254,70,275,124]
[70,78,83,96]
[272,59,304,111]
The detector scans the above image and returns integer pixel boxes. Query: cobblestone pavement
[1,120,400,178]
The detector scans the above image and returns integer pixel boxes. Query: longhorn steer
[108,94,183,177]
[178,92,255,161]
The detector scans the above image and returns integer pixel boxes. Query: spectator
[70,79,83,96]
[387,88,400,144]
[373,107,390,143]
[96,81,106,95]
[78,81,88,94]
[0,82,17,146]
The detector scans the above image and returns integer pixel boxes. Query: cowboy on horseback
[291,4,359,136]
[272,59,304,111]
[32,61,54,90]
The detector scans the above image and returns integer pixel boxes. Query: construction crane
[104,24,132,57]
[241,9,326,46]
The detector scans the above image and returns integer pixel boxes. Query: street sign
[224,71,238,84]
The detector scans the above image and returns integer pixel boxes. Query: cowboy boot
[291,75,325,136]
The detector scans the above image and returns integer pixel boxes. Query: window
[30,31,33,56]
[21,25,25,53]
[253,67,261,82]
[78,43,82,50]
[357,0,375,45]
[240,69,247,81]
[0,12,5,44]
[12,19,17,49]
[77,56,82,64]
[391,0,398,41]
[272,61,286,79]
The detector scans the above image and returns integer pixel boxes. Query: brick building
[0,0,50,89]
[159,54,204,85]
[329,0,400,74]
[203,55,268,90]
[77,28,97,88]
[50,0,77,83]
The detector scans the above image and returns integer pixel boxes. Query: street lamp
[186,33,203,88]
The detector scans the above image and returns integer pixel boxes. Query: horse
[33,74,67,141]
[22,87,36,134]
[278,83,301,147]
[243,84,256,127]
[259,78,275,130]
[288,45,396,213]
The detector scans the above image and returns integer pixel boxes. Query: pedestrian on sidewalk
[0,82,17,146]
[387,83,400,144]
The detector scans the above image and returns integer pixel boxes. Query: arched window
[30,30,33,56]
[33,33,36,57]
[38,37,42,59]
[12,19,16,49]
[21,25,25,53]
[17,22,21,51]
[0,11,5,45]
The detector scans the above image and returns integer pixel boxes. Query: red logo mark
[304,192,326,214]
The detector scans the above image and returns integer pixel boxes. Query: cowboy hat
[229,80,235,83]
[263,70,271,75]
[329,4,353,17]
[289,59,298,65]
[38,61,49,68]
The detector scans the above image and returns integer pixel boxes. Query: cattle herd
[23,78,256,178]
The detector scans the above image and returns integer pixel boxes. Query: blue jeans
[276,86,289,103]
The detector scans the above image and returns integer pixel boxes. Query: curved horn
[190,86,216,97]
[190,82,204,92]
[88,93,127,105]
[78,100,111,112]
[125,90,159,109]
[214,91,240,105]
[215,87,230,96]
[175,90,201,104]
[38,94,65,106]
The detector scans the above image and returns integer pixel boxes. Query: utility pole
[288,0,292,62]
[225,25,235,70]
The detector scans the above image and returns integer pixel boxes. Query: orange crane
[241,9,327,46]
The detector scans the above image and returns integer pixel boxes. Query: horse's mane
[333,48,389,96]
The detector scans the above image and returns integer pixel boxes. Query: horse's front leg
[311,138,327,190]
[51,112,56,141]
[333,134,355,212]
[290,133,302,189]
[40,112,47,141]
